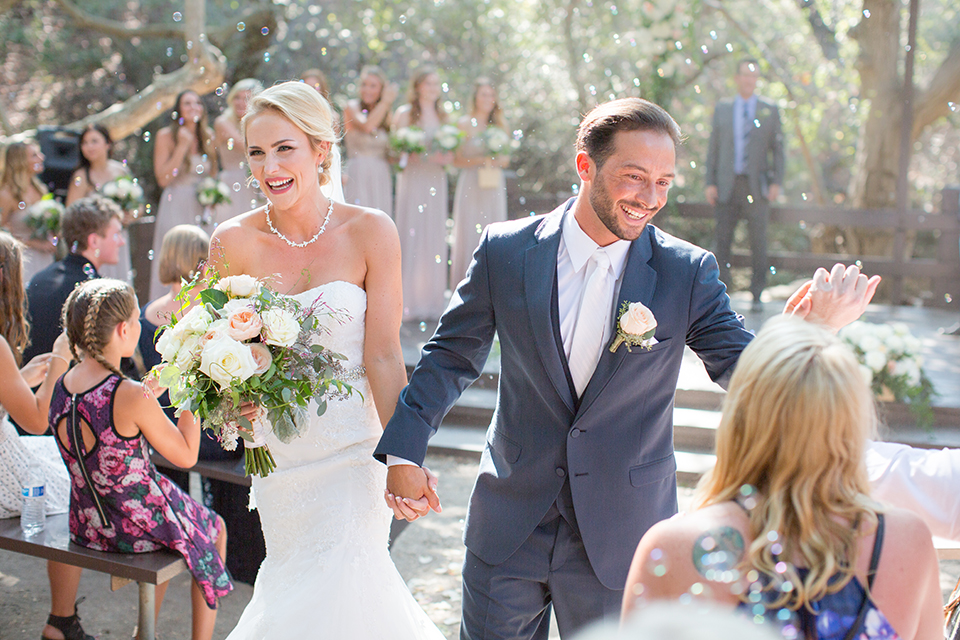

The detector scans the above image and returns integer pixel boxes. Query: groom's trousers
[460,505,622,640]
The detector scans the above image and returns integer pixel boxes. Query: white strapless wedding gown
[226,281,445,639]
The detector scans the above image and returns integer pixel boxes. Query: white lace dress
[225,281,444,639]
[0,410,71,519]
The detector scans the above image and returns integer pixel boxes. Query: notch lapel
[525,205,575,414]
[577,226,658,416]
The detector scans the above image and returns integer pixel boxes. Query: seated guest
[22,195,125,364]
[622,317,942,639]
[139,224,266,584]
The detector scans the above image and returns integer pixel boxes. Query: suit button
[570,428,581,438]
[556,468,566,478]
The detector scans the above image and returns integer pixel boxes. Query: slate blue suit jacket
[375,200,753,589]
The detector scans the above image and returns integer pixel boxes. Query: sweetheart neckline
[287,280,365,298]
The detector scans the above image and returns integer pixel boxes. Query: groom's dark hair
[577,98,682,169]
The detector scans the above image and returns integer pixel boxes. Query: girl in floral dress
[49,278,235,640]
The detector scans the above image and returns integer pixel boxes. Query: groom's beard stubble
[588,176,659,243]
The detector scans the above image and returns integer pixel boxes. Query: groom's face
[582,129,676,244]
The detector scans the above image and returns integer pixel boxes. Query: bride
[208,81,444,638]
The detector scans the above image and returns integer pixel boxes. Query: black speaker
[36,125,80,201]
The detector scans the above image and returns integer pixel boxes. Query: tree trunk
[845,0,902,257]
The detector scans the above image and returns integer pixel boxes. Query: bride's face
[245,111,326,209]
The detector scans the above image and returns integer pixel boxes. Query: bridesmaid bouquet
[25,194,64,240]
[148,273,355,477]
[100,176,145,213]
[432,124,464,152]
[480,127,519,157]
[196,177,233,207]
[390,127,427,155]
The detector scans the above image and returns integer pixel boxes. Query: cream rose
[261,308,300,347]
[199,336,258,389]
[224,301,263,341]
[215,274,262,298]
[156,326,185,363]
[248,342,273,375]
[177,305,214,334]
[173,333,201,371]
[619,302,657,337]
[198,319,230,348]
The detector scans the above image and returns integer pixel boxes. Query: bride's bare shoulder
[339,202,399,246]
[209,206,270,271]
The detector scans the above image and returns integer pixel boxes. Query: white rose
[858,334,882,353]
[131,183,144,199]
[619,302,657,337]
[156,325,186,363]
[261,308,300,347]
[199,336,258,389]
[874,324,894,340]
[215,274,262,298]
[173,333,201,371]
[102,182,118,197]
[177,304,214,334]
[864,349,888,373]
[857,364,874,386]
[884,335,904,354]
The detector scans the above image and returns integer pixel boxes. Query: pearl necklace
[264,198,333,248]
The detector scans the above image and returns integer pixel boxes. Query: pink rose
[225,303,263,341]
[619,302,657,337]
[249,342,273,375]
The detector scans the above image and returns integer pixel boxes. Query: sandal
[41,600,95,640]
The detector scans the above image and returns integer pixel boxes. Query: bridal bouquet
[480,127,519,157]
[196,177,232,207]
[839,320,936,425]
[390,126,427,155]
[432,124,464,152]
[149,273,354,477]
[101,176,144,213]
[25,194,64,240]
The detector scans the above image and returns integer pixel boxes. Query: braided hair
[62,278,136,379]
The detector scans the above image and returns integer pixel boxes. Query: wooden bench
[0,513,185,640]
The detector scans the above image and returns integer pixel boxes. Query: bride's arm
[359,210,407,428]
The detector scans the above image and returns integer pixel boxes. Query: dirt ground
[2,453,960,640]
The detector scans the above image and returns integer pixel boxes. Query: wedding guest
[54,278,233,640]
[65,124,134,283]
[23,195,124,365]
[214,79,264,224]
[343,65,397,217]
[300,68,331,101]
[450,78,510,287]
[0,141,57,283]
[138,224,265,584]
[149,90,217,300]
[0,231,90,640]
[392,67,453,321]
[623,317,942,639]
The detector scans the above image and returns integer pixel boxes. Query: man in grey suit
[376,98,874,639]
[705,58,785,309]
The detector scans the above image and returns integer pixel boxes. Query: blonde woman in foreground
[622,317,942,640]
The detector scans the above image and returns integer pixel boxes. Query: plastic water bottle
[20,462,46,535]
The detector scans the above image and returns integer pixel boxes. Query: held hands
[784,263,881,332]
[384,465,441,521]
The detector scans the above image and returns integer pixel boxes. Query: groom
[375,98,877,638]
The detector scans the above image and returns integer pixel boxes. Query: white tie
[568,249,614,396]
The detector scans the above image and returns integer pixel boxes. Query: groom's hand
[385,465,441,521]
[784,263,880,333]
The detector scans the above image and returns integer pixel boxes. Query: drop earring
[318,164,324,175]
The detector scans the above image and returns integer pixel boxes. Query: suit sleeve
[374,228,498,465]
[705,105,721,188]
[770,104,785,186]
[684,250,754,389]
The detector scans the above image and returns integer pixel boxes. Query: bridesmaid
[214,78,264,224]
[0,141,56,283]
[65,124,134,283]
[343,66,397,217]
[450,78,510,287]
[300,68,331,101]
[392,68,453,321]
[148,90,217,300]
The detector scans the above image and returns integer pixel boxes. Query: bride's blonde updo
[241,80,339,187]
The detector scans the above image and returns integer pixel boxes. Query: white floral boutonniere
[609,301,658,353]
